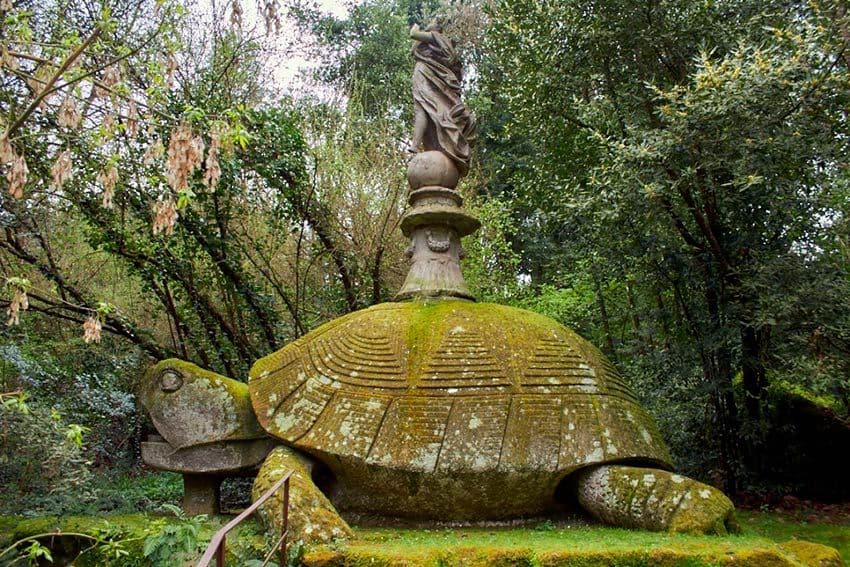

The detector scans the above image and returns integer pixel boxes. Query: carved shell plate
[249,301,671,476]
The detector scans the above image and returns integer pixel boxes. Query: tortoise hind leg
[575,464,738,534]
[253,445,353,544]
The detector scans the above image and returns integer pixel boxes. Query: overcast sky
[217,0,353,95]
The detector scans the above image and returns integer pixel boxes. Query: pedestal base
[183,474,221,516]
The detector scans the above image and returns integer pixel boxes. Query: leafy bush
[0,510,210,567]
[142,505,207,566]
[80,471,183,515]
[0,391,96,513]
[0,343,142,469]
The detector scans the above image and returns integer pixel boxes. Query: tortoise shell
[249,300,671,518]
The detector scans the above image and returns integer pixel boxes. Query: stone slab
[141,438,278,474]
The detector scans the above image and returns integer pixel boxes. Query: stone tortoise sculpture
[141,300,736,543]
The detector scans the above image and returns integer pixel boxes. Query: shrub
[0,391,97,514]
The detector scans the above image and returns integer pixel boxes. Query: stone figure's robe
[412,31,476,176]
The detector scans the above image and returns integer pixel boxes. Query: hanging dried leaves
[26,65,55,108]
[261,0,281,34]
[165,122,204,192]
[7,153,28,199]
[126,100,139,138]
[1,47,18,72]
[0,0,14,14]
[50,149,73,190]
[0,136,13,165]
[152,198,178,235]
[164,54,177,89]
[26,65,48,94]
[102,112,115,134]
[97,165,118,209]
[203,127,223,191]
[83,315,102,343]
[6,288,28,326]
[57,95,81,129]
[203,145,221,191]
[143,138,165,165]
[230,0,243,28]
[95,64,120,97]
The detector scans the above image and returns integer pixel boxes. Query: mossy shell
[249,300,672,519]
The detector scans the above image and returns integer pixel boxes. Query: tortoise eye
[160,370,183,392]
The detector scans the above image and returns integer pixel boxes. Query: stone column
[183,474,220,516]
[395,151,480,301]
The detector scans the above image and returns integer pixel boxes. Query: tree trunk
[741,323,769,420]
[704,273,740,495]
[591,267,616,356]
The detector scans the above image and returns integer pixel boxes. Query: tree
[0,0,419,378]
[482,0,850,491]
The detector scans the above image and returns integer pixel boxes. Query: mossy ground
[305,511,849,567]
[739,510,850,561]
[0,510,847,566]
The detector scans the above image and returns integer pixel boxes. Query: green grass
[1,509,847,566]
[303,512,850,566]
[740,510,850,561]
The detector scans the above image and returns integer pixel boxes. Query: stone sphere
[408,151,460,190]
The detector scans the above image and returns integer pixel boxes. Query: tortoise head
[140,359,265,450]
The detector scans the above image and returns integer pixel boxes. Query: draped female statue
[410,20,476,177]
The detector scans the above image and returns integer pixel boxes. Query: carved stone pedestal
[396,151,480,301]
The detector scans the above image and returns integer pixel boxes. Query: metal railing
[197,471,293,567]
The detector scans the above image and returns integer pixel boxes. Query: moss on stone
[141,358,266,449]
[302,549,347,566]
[0,514,167,566]
[300,524,847,567]
[252,445,353,545]
[246,299,676,520]
[578,465,738,535]
[779,540,844,567]
[301,544,840,567]
[770,380,843,414]
[4,514,845,567]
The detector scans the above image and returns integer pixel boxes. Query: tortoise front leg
[575,464,738,534]
[254,445,353,544]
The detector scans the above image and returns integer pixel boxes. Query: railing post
[196,471,292,567]
[279,478,289,567]
[216,538,225,567]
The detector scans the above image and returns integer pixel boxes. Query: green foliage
[23,541,52,565]
[0,390,95,508]
[289,0,416,118]
[0,512,212,567]
[463,196,524,303]
[142,505,206,566]
[0,341,141,468]
[83,471,183,515]
[481,0,850,491]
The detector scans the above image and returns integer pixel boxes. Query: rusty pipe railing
[197,470,292,567]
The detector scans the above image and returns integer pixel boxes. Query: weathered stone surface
[408,151,460,190]
[141,359,266,450]
[253,446,353,544]
[183,474,220,516]
[410,22,476,176]
[779,540,844,567]
[141,438,277,474]
[249,300,671,520]
[576,464,737,534]
[396,225,476,301]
